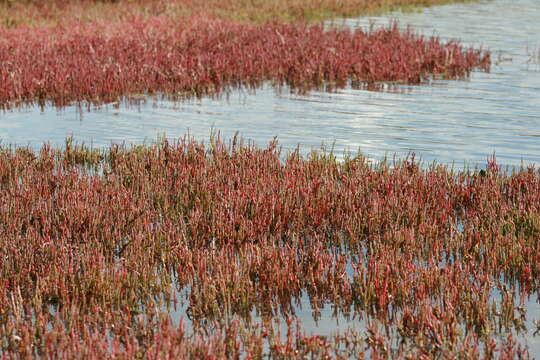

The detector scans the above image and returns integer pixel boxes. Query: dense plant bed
[0,136,537,358]
[0,17,489,109]
[1,0,481,28]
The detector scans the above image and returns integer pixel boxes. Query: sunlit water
[1,0,539,169]
[2,0,540,355]
[165,267,540,356]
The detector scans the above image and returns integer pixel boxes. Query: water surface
[2,0,540,355]
[1,0,539,168]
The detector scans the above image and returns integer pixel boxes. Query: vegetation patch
[0,137,538,358]
[0,17,489,108]
[0,0,482,28]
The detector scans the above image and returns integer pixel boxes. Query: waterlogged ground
[0,0,539,169]
[4,140,540,358]
[2,0,540,358]
[166,266,540,353]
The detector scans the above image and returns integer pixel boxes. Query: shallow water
[164,260,540,357]
[1,0,539,169]
[2,0,540,355]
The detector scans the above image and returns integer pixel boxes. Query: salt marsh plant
[0,137,538,358]
[0,18,490,109]
[0,0,484,28]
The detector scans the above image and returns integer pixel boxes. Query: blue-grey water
[1,0,539,169]
[2,0,540,355]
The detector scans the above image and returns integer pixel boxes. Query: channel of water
[2,0,539,355]
[1,0,539,169]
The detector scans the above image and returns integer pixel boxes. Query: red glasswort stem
[0,18,490,108]
[0,136,537,358]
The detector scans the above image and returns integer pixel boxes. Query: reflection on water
[1,0,539,169]
[164,273,540,356]
[2,0,540,355]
